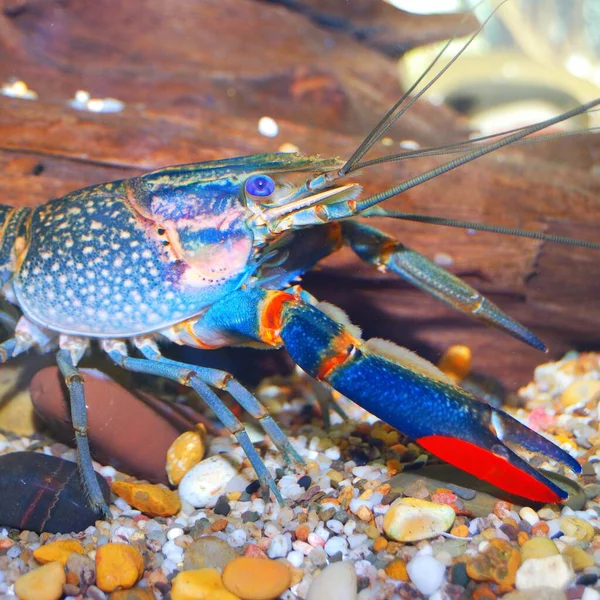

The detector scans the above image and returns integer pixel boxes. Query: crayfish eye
[245,175,275,198]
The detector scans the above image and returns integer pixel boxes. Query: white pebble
[347,534,368,550]
[258,116,279,138]
[583,588,600,600]
[167,527,184,540]
[287,550,304,568]
[324,536,348,556]
[162,540,184,564]
[268,534,292,558]
[263,522,281,538]
[178,455,240,508]
[519,506,540,526]
[229,529,247,547]
[307,561,357,600]
[344,520,356,536]
[515,555,574,590]
[326,519,344,534]
[407,555,445,596]
[292,540,313,555]
[324,447,341,460]
[307,533,325,547]
[314,525,330,542]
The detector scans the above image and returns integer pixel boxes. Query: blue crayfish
[2,27,600,517]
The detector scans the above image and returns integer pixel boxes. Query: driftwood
[0,0,599,389]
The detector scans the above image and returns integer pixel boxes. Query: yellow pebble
[166,425,207,485]
[356,505,373,522]
[327,470,344,484]
[450,525,470,537]
[171,569,239,600]
[111,481,181,518]
[14,562,66,600]
[438,345,471,382]
[33,539,84,566]
[373,536,388,552]
[560,516,595,542]
[384,558,408,581]
[96,543,144,593]
[520,537,559,562]
[561,380,600,408]
[562,545,594,571]
[222,557,292,600]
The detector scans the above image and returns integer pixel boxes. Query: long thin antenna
[340,0,507,176]
[351,126,600,171]
[347,98,600,213]
[363,209,600,250]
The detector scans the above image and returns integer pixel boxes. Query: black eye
[245,175,275,198]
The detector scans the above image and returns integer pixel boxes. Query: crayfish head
[237,153,362,240]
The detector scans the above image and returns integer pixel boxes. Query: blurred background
[0,0,599,401]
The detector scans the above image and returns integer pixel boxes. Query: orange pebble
[295,525,310,542]
[375,483,391,495]
[373,537,388,552]
[517,532,529,546]
[493,501,513,520]
[222,557,291,600]
[211,519,228,532]
[386,459,402,476]
[384,558,408,581]
[531,521,549,536]
[33,540,84,566]
[450,525,470,537]
[111,481,181,518]
[96,543,144,593]
[437,345,471,382]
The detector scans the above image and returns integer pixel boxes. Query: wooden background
[1,0,599,390]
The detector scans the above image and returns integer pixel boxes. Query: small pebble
[519,507,540,526]
[166,426,206,486]
[520,537,559,561]
[96,543,144,593]
[560,517,595,542]
[384,558,408,581]
[171,568,238,600]
[383,498,455,542]
[14,562,66,600]
[33,540,84,566]
[111,481,181,517]
[515,555,574,590]
[267,534,292,559]
[179,455,240,508]
[324,536,348,557]
[562,546,594,571]
[222,556,292,600]
[306,561,357,600]
[406,555,445,596]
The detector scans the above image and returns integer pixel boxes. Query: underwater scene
[0,0,599,598]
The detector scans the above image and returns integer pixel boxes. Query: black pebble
[245,480,261,494]
[0,452,110,534]
[213,497,231,516]
[349,449,369,466]
[297,475,312,490]
[576,573,598,586]
[450,562,470,587]
[241,511,260,523]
